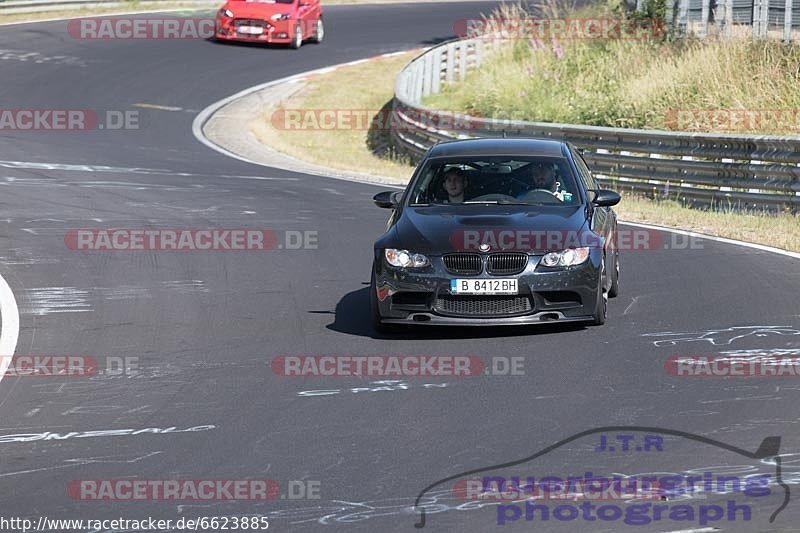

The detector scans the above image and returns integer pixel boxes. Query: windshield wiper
[462,200,533,206]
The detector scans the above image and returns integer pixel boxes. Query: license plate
[237,25,264,35]
[450,279,518,295]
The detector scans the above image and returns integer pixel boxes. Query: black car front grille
[443,254,482,275]
[434,295,532,317]
[487,253,528,275]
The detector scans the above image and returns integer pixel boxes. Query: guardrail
[0,0,216,15]
[669,0,800,40]
[391,36,800,212]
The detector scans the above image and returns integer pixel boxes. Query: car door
[571,147,613,242]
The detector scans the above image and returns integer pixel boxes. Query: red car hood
[221,1,293,19]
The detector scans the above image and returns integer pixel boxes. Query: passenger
[442,168,468,204]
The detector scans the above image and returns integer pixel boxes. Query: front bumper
[215,19,293,43]
[373,252,602,326]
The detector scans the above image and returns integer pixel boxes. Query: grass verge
[424,2,800,134]
[249,45,799,253]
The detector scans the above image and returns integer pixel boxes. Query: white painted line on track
[0,271,20,386]
[133,103,184,112]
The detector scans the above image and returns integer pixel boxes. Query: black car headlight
[540,247,590,268]
[384,248,430,268]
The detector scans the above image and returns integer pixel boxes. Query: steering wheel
[520,189,564,203]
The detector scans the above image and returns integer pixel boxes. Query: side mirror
[592,189,621,207]
[373,191,400,209]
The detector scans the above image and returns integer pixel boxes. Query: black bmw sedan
[370,138,621,331]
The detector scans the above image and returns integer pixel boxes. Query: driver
[526,162,566,201]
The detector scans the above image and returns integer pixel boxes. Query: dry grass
[426,3,800,133]
[616,196,799,252]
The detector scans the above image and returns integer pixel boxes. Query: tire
[309,17,324,44]
[590,257,608,326]
[290,23,303,49]
[608,249,620,298]
[370,270,398,334]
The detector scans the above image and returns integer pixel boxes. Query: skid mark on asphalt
[21,287,91,315]
[0,247,60,266]
[642,325,800,346]
[20,281,209,315]
[0,49,86,67]
[719,348,800,356]
[0,424,216,445]
[0,452,163,479]
[297,380,448,397]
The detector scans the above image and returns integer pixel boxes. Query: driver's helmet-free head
[530,162,557,191]
[442,168,468,202]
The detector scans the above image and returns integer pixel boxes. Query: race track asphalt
[1,3,799,531]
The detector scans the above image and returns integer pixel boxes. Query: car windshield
[407,156,581,206]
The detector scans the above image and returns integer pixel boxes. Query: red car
[215,0,323,49]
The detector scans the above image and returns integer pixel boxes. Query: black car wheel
[608,248,620,298]
[590,257,608,326]
[370,269,398,334]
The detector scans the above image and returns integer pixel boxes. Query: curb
[193,50,423,188]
